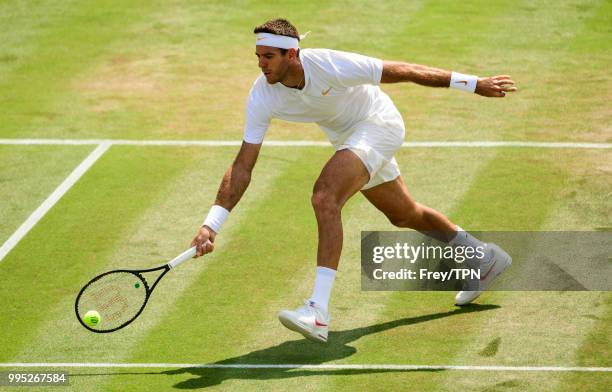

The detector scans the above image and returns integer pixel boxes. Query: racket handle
[167,247,197,269]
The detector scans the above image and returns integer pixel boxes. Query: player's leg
[279,148,369,343]
[362,174,511,305]
[311,148,370,270]
[361,175,457,242]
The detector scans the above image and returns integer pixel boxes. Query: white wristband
[203,205,230,233]
[450,71,478,93]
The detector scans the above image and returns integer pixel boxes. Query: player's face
[255,46,289,84]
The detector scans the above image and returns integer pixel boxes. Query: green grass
[0,0,610,391]
[1,0,610,142]
[1,149,610,391]
[0,145,93,241]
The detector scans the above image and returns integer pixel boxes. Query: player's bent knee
[311,191,340,217]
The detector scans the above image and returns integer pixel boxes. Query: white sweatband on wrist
[203,205,230,233]
[450,71,478,93]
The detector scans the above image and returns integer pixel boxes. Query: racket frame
[75,246,197,333]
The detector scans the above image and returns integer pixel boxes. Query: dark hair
[254,18,300,40]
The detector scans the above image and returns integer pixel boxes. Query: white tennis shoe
[278,300,329,343]
[455,243,512,306]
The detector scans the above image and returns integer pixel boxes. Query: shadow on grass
[75,304,499,389]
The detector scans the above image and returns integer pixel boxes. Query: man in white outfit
[191,19,516,343]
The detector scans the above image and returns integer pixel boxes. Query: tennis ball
[83,310,101,327]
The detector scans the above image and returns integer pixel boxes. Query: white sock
[309,266,336,312]
[449,226,492,264]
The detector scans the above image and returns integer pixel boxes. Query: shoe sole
[278,311,328,343]
[455,244,512,306]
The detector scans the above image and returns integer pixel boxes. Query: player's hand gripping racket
[75,246,201,333]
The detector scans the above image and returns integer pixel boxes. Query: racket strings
[76,271,148,331]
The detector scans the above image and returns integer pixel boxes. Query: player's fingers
[195,236,208,257]
[492,74,511,80]
[494,79,514,86]
[497,87,517,96]
[203,240,214,254]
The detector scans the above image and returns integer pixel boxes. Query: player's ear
[288,48,298,60]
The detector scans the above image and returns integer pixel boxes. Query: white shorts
[334,106,405,190]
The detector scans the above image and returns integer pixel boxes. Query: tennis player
[191,19,516,343]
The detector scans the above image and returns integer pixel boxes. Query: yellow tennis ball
[83,310,101,327]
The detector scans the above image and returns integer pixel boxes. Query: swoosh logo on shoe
[321,87,332,96]
[480,259,497,281]
[315,320,328,327]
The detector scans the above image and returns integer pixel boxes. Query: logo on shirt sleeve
[321,87,332,96]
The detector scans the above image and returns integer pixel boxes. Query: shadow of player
[162,304,499,389]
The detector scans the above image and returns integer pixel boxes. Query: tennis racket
[75,246,200,333]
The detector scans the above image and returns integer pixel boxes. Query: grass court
[0,0,610,390]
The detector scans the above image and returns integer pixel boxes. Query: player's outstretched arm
[191,141,262,256]
[381,61,517,98]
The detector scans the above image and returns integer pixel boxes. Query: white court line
[0,362,610,372]
[0,143,111,263]
[0,138,611,148]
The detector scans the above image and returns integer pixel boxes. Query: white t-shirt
[243,48,397,145]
